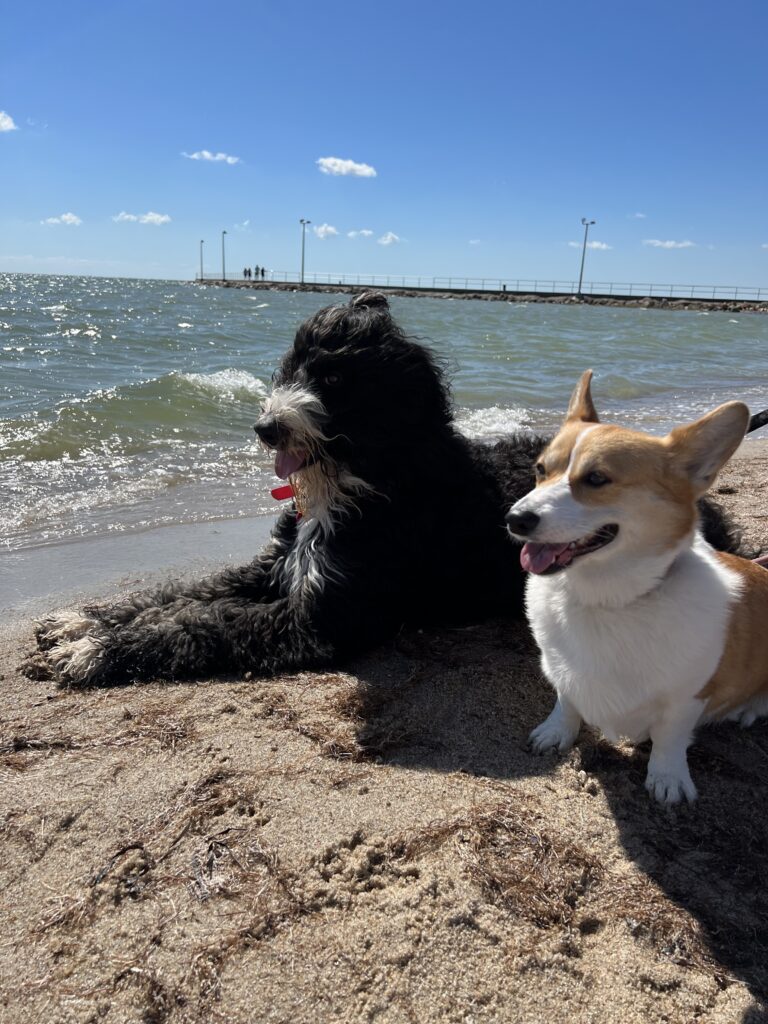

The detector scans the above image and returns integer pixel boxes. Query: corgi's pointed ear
[566,370,599,424]
[668,401,750,495]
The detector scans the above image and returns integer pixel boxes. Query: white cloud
[377,231,400,246]
[313,223,338,240]
[567,240,612,250]
[140,211,171,225]
[628,212,647,219]
[182,149,241,165]
[643,239,695,249]
[113,210,171,225]
[469,239,481,245]
[317,156,377,178]
[234,219,250,232]
[762,244,768,249]
[348,229,374,238]
[41,212,82,226]
[0,111,17,132]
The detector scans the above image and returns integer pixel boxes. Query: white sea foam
[455,405,530,439]
[179,369,267,401]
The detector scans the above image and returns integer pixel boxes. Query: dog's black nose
[505,509,540,536]
[254,414,281,447]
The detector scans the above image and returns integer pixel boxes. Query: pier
[197,276,768,314]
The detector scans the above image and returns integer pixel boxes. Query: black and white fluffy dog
[30,292,745,687]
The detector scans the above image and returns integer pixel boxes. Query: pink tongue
[521,541,571,575]
[275,450,307,480]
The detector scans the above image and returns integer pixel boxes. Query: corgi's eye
[534,462,546,478]
[584,470,611,487]
[323,372,342,386]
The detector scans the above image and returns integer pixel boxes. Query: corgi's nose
[505,509,540,536]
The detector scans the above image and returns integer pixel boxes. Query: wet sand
[1,514,276,625]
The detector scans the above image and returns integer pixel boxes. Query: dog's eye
[323,373,342,386]
[584,470,611,487]
[534,462,546,478]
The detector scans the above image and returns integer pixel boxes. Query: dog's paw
[733,708,758,728]
[645,768,697,805]
[47,635,106,687]
[21,651,57,681]
[34,611,98,651]
[723,697,768,729]
[529,715,579,755]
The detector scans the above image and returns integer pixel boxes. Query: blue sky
[2,0,767,285]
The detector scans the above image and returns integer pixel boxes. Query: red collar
[271,483,303,521]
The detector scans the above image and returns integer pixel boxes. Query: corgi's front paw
[645,767,697,805]
[529,712,579,755]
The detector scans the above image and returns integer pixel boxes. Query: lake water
[3,273,768,554]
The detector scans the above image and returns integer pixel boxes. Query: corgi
[505,370,768,804]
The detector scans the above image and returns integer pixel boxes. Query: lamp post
[577,218,595,296]
[199,239,204,281]
[299,218,311,285]
[221,229,227,282]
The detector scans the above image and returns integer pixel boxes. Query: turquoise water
[2,273,768,553]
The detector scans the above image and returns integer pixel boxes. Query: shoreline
[5,440,767,621]
[201,278,768,315]
[1,512,276,624]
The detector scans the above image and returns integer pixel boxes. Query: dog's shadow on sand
[348,619,768,1013]
[587,726,768,1014]
[347,618,554,781]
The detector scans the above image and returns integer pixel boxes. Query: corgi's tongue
[520,541,572,575]
[275,450,307,480]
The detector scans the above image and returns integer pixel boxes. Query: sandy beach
[2,442,768,1024]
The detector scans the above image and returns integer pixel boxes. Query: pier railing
[197,272,766,302]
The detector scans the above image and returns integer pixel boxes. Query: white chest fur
[284,515,349,599]
[285,519,324,596]
[525,536,742,742]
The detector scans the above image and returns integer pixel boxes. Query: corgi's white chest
[525,540,741,739]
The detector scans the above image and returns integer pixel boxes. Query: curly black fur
[30,291,745,687]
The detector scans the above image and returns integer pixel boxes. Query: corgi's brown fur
[701,552,768,715]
